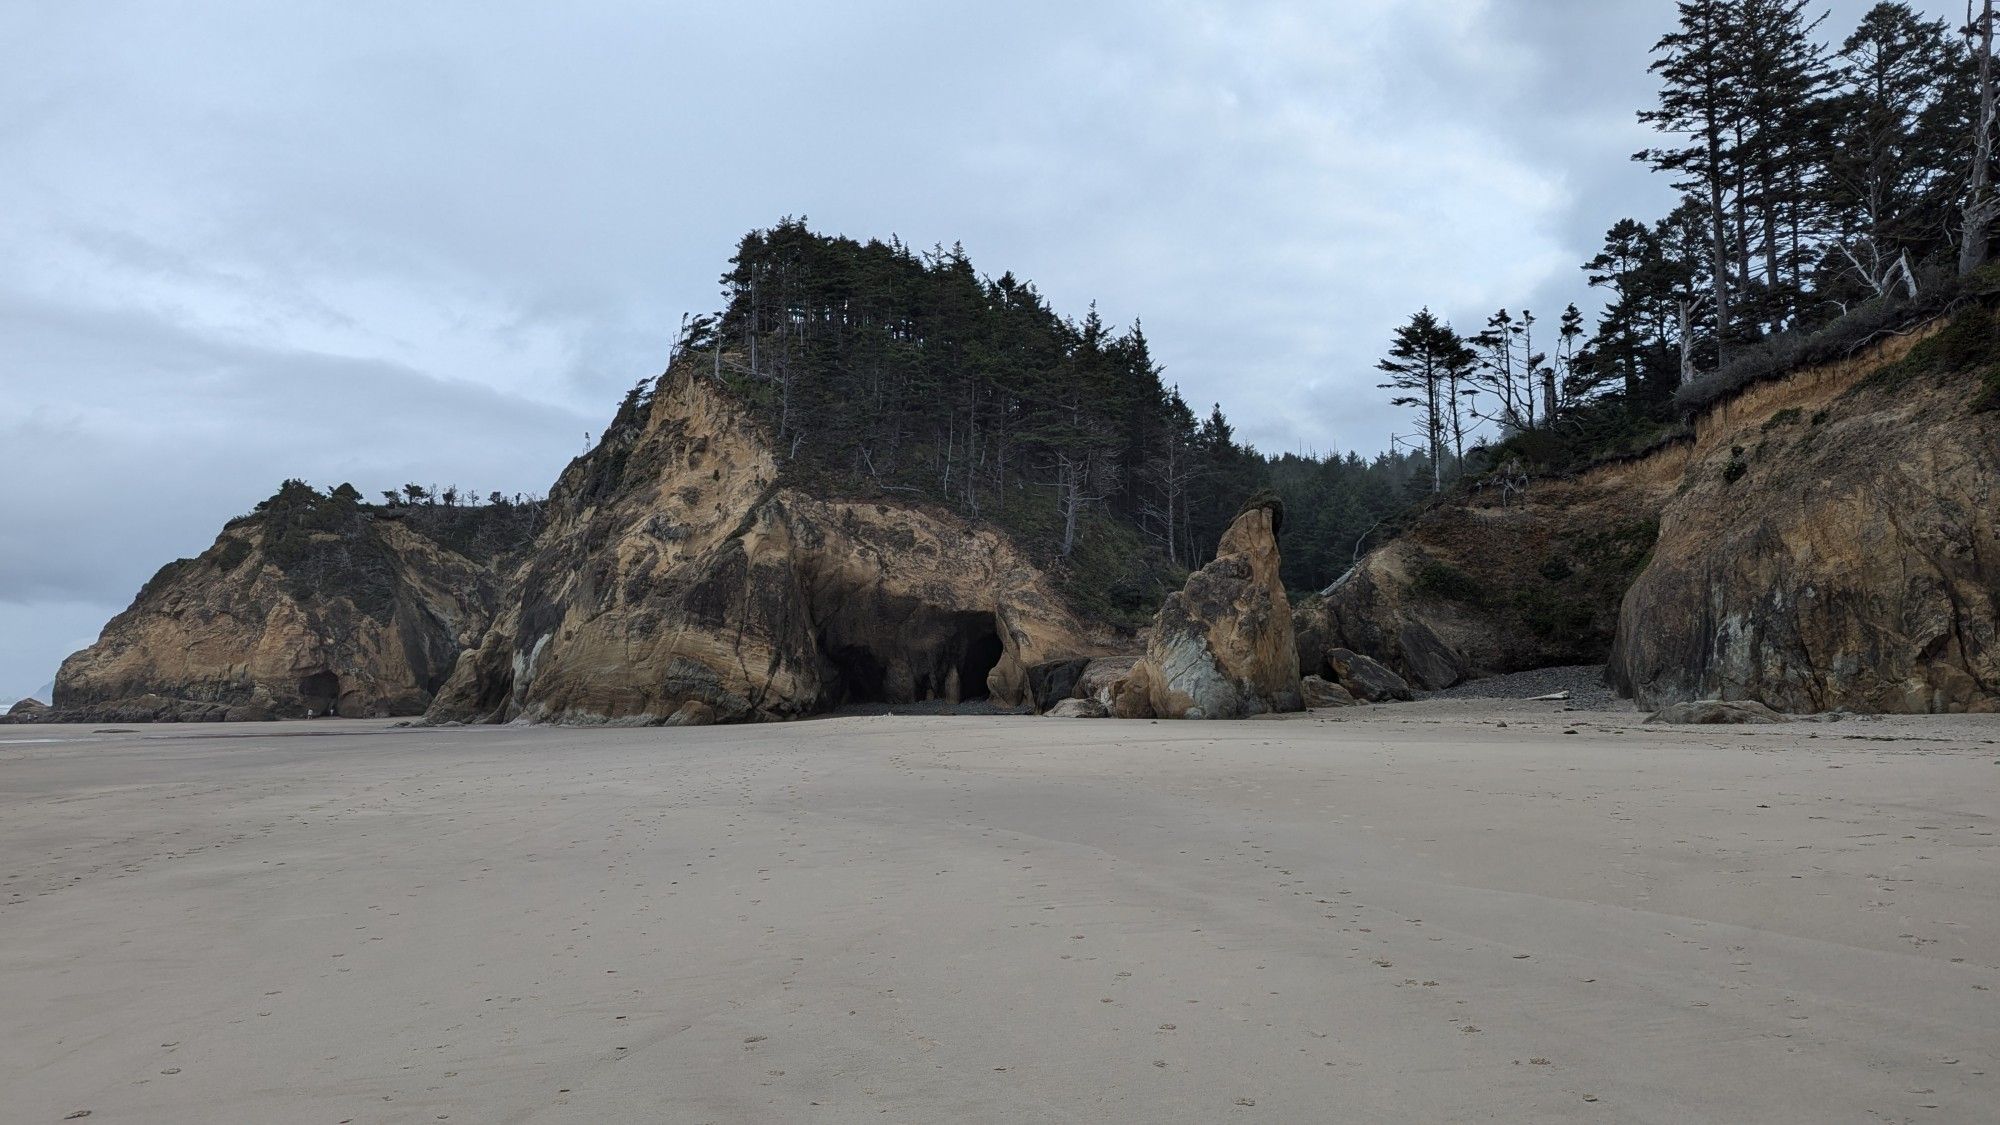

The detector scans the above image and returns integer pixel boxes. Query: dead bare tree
[1676,291,1714,387]
[1962,0,1999,275]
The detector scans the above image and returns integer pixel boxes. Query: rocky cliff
[426,371,1098,725]
[52,484,536,721]
[1319,306,2000,714]
[1296,450,1681,691]
[1610,310,2000,713]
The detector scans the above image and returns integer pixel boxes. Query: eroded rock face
[53,496,522,721]
[1124,504,1303,720]
[1323,649,1410,703]
[1611,314,2000,714]
[428,372,1096,725]
[1299,452,1679,692]
[1026,658,1093,714]
[1318,311,2000,715]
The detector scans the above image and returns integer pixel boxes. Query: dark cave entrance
[818,611,1005,707]
[956,625,1003,702]
[821,643,889,704]
[299,670,341,716]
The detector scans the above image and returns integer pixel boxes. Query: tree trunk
[1059,457,1081,558]
[1707,153,1730,369]
[1963,0,1999,276]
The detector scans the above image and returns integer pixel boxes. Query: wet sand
[2,702,1995,1123]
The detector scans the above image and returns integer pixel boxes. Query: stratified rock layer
[428,372,1094,725]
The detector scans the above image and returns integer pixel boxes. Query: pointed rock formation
[1118,501,1303,720]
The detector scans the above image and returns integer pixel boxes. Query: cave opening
[299,670,341,716]
[817,611,1005,707]
[821,643,888,704]
[956,622,1003,702]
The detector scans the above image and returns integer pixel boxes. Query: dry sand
[2,702,1995,1123]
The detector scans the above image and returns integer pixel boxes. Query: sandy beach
[2,703,1995,1123]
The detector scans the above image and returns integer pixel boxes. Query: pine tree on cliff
[1640,0,1742,367]
[1823,3,1958,299]
[1377,309,1467,494]
[1731,0,1833,333]
[1140,387,1202,568]
[1580,204,1709,409]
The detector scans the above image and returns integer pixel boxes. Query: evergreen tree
[1823,3,1957,298]
[1377,309,1468,493]
[1731,0,1834,333]
[1640,0,1743,367]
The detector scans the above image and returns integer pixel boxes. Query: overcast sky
[0,0,1951,700]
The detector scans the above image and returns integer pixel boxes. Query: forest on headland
[263,2,2000,627]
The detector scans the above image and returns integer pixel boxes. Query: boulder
[1645,699,1790,725]
[1296,586,1470,693]
[664,701,719,727]
[1108,664,1157,719]
[1075,656,1140,705]
[1326,648,1413,703]
[2,698,49,724]
[1027,658,1093,713]
[1301,676,1357,708]
[224,699,278,723]
[1394,620,1468,694]
[1131,503,1303,720]
[1046,697,1109,719]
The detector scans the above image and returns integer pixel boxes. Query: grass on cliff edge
[1854,295,2000,412]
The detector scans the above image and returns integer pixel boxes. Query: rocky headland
[1314,303,2000,714]
[34,249,2000,724]
[42,483,538,722]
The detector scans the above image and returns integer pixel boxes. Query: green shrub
[213,538,253,572]
[1514,585,1596,642]
[1761,407,1803,432]
[1861,306,2000,398]
[1410,559,1489,606]
[1976,366,2000,412]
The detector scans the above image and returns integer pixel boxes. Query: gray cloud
[0,0,1963,696]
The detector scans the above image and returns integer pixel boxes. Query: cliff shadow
[816,608,1003,706]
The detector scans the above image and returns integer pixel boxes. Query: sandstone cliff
[427,371,1096,725]
[51,484,533,721]
[1320,306,2000,714]
[1610,310,1999,713]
